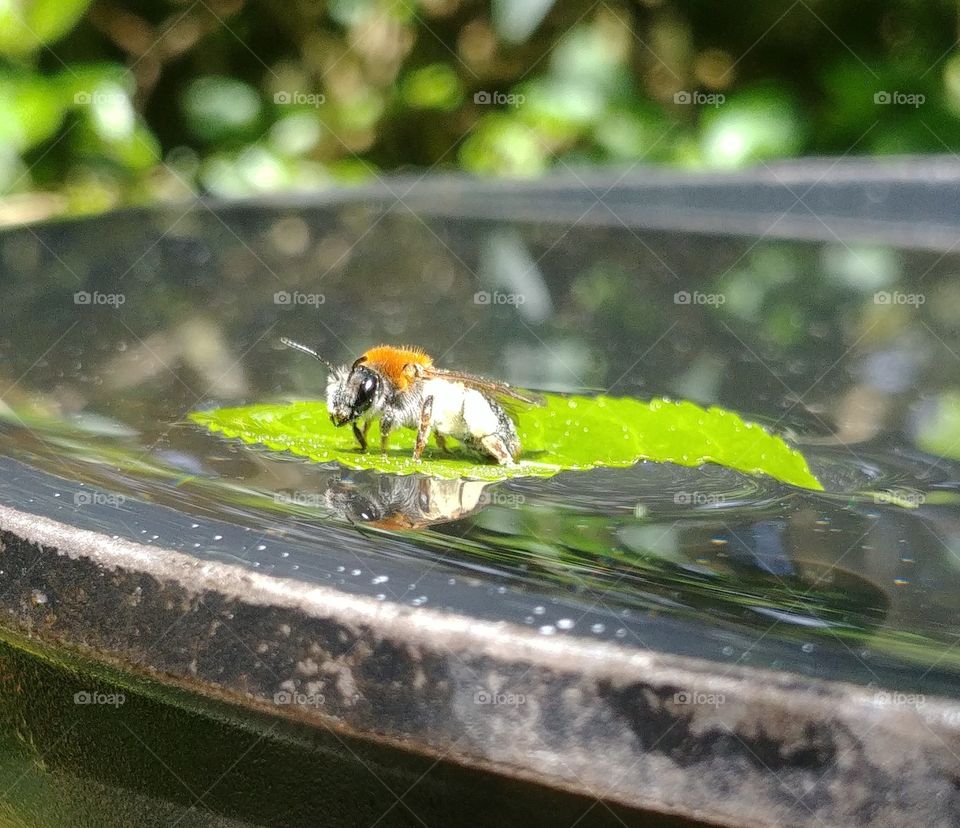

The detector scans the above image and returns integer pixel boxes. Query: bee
[281,338,542,466]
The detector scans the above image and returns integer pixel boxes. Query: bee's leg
[413,396,434,461]
[379,416,394,455]
[479,433,517,466]
[352,421,370,452]
[434,432,449,453]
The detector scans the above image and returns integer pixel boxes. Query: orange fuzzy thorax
[361,345,433,390]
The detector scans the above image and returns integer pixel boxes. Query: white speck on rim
[556,618,574,630]
[256,544,267,551]
[539,625,556,635]
[591,623,605,634]
[213,535,223,541]
[533,606,545,615]
[372,575,389,585]
[351,569,361,577]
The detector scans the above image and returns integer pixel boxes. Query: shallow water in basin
[1,201,959,696]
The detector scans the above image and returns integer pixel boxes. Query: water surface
[2,198,959,696]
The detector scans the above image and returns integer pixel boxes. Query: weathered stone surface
[1,503,958,827]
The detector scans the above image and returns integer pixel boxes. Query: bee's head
[327,360,383,426]
[282,339,385,427]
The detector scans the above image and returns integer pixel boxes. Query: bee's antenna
[281,337,335,372]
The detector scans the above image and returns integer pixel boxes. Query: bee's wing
[419,365,545,407]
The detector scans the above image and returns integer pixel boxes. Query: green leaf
[0,0,93,58]
[0,74,67,152]
[190,394,824,489]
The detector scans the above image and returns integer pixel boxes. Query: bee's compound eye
[352,371,380,415]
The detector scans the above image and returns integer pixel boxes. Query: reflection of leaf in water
[190,394,824,490]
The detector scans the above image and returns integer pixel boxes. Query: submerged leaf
[189,394,823,489]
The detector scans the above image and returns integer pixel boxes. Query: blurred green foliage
[2,0,960,220]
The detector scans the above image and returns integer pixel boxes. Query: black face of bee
[352,367,380,416]
[329,364,381,426]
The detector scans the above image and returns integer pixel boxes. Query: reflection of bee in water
[281,339,543,466]
[325,475,490,530]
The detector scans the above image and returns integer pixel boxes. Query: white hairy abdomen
[422,379,499,439]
